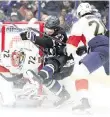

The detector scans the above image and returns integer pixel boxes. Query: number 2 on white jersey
[28,56,36,64]
[88,20,106,36]
[3,50,10,58]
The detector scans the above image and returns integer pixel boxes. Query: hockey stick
[0,73,23,82]
[10,23,47,54]
[13,24,75,59]
[11,23,66,45]
[27,70,44,84]
[28,27,66,45]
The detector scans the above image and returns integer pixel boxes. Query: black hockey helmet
[45,16,60,29]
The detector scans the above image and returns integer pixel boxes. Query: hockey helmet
[76,3,92,18]
[45,16,60,29]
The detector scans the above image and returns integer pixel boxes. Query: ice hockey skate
[72,98,91,113]
[53,86,71,108]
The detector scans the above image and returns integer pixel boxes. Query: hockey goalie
[0,40,42,107]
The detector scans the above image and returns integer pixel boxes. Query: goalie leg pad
[0,77,16,106]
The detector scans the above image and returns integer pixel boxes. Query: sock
[75,79,89,100]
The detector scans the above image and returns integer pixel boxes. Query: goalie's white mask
[11,50,25,67]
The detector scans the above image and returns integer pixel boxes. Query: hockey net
[0,22,44,95]
[0,21,44,72]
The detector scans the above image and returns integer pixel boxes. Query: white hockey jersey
[0,41,42,78]
[67,14,107,47]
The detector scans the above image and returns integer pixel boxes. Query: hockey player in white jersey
[0,41,42,107]
[66,2,109,111]
[67,3,106,55]
[0,45,41,76]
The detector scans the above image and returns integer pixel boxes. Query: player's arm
[66,18,87,56]
[67,18,87,47]
[20,31,53,48]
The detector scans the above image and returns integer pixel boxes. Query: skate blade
[72,108,93,115]
[55,99,75,109]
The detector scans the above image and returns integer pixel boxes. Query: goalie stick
[27,70,44,84]
[0,73,23,82]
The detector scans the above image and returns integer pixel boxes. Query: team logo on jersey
[11,50,26,67]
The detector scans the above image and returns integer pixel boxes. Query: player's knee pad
[38,64,54,79]
[72,63,90,78]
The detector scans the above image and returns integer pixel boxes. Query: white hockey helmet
[76,3,92,18]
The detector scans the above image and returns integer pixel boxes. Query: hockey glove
[20,31,37,42]
[26,31,37,42]
[76,45,87,56]
[20,31,27,40]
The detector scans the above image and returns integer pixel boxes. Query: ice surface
[0,79,110,117]
[0,57,110,117]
